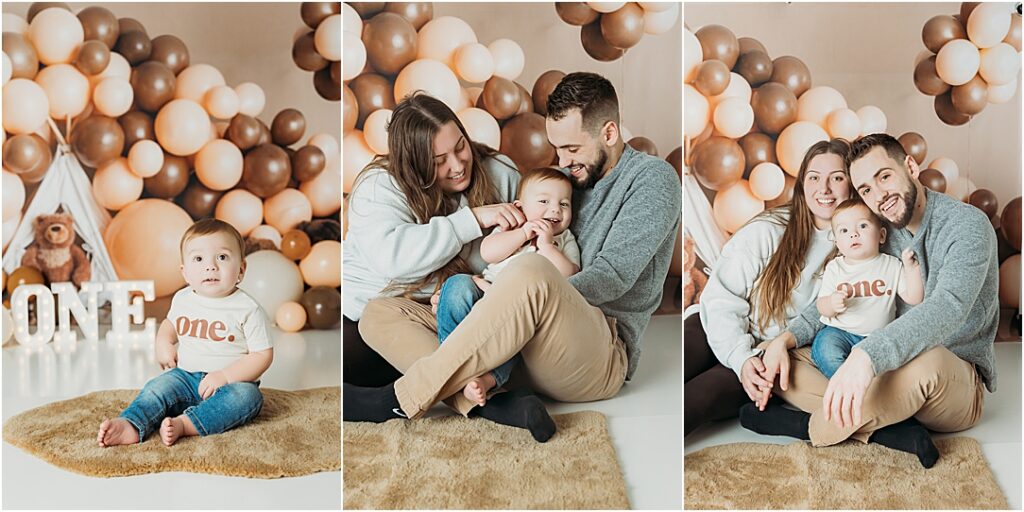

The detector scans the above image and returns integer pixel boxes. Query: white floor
[2,328,342,510]
[685,341,1023,510]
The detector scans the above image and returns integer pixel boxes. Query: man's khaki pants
[360,254,628,418]
[761,343,985,446]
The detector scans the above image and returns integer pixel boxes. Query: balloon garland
[292,2,342,102]
[554,2,679,62]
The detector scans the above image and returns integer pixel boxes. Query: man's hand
[157,342,178,370]
[198,371,229,400]
[740,356,773,404]
[901,248,919,269]
[758,333,793,410]
[822,347,875,428]
[829,290,850,315]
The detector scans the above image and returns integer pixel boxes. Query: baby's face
[180,232,245,298]
[517,178,573,235]
[831,205,885,262]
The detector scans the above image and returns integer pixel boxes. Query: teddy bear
[20,213,91,287]
[682,233,708,309]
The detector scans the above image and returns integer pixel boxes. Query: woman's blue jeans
[811,325,867,379]
[436,274,518,387]
[119,367,263,441]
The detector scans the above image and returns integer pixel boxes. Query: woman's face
[432,121,474,194]
[802,153,851,228]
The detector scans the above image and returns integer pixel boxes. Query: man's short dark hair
[545,72,620,134]
[848,133,909,169]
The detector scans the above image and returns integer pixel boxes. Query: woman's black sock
[342,382,406,423]
[471,388,557,443]
[870,418,940,469]
[738,402,811,440]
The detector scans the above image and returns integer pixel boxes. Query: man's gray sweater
[790,188,998,391]
[568,145,682,380]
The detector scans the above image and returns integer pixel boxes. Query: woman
[684,139,852,436]
[343,93,524,386]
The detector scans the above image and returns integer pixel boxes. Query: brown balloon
[74,40,110,76]
[349,2,385,19]
[555,2,600,26]
[118,17,147,36]
[481,76,522,121]
[531,69,565,116]
[1004,13,1021,52]
[144,153,190,199]
[256,120,273,147]
[331,61,341,84]
[922,15,966,53]
[738,37,767,56]
[968,189,999,219]
[1001,197,1022,251]
[300,286,341,329]
[600,2,645,49]
[27,2,70,23]
[766,174,797,208]
[735,50,773,87]
[751,82,798,135]
[693,60,732,97]
[898,132,928,165]
[349,73,395,127]
[914,56,951,96]
[149,35,190,75]
[627,136,658,157]
[70,116,124,168]
[581,21,626,62]
[7,266,46,294]
[2,134,52,180]
[343,84,357,133]
[738,132,777,176]
[115,30,152,65]
[178,176,223,219]
[313,67,341,102]
[362,12,418,76]
[2,33,40,80]
[951,74,988,116]
[666,146,683,178]
[934,92,971,126]
[301,1,340,29]
[696,24,740,69]
[769,56,811,98]
[226,114,262,151]
[515,83,533,115]
[499,113,556,172]
[960,2,981,25]
[281,229,312,260]
[691,136,745,191]
[118,110,155,150]
[242,144,292,198]
[77,6,119,49]
[292,145,327,182]
[384,2,433,31]
[130,61,177,113]
[918,168,947,193]
[271,109,306,147]
[293,31,329,72]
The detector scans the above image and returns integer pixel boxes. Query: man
[344,72,681,442]
[742,133,996,468]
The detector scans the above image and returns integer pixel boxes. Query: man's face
[546,109,611,190]
[849,147,919,229]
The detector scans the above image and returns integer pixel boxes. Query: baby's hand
[533,219,555,246]
[198,371,229,400]
[157,342,177,370]
[430,291,440,315]
[901,248,919,268]
[520,221,539,240]
[830,290,849,314]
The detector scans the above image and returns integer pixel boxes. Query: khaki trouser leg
[385,254,627,419]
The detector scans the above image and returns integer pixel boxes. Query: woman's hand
[472,203,526,231]
[758,332,794,410]
[740,356,773,404]
[822,347,875,428]
[198,371,229,400]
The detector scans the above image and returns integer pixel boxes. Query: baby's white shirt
[481,228,581,283]
[818,253,904,336]
[168,287,273,373]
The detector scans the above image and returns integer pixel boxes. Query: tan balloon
[979,43,1020,85]
[93,157,143,211]
[2,79,50,134]
[34,63,89,119]
[92,77,133,117]
[2,13,29,36]
[89,52,130,88]
[204,85,240,119]
[453,42,495,83]
[275,301,307,332]
[967,2,1013,48]
[709,72,751,107]
[343,31,366,81]
[456,87,473,111]
[928,156,960,182]
[642,2,678,35]
[587,2,625,13]
[249,225,282,248]
[684,84,710,138]
[234,82,266,117]
[394,58,461,110]
[466,86,484,106]
[2,171,25,222]
[796,86,847,129]
[264,188,313,233]
[987,78,1019,104]
[776,121,829,177]
[155,99,211,156]
[684,29,703,83]
[175,64,226,103]
[308,133,340,168]
[457,107,500,150]
[825,108,861,140]
[749,162,786,201]
[363,108,392,155]
[3,53,12,86]
[416,16,477,67]
[488,39,525,81]
[945,175,976,201]
[126,139,164,178]
[712,179,764,234]
[343,130,375,193]
[342,2,362,35]
[299,240,341,287]
[215,189,263,237]
[300,158,341,217]
[935,39,981,86]
[314,14,342,61]
[856,105,887,137]
[712,97,754,139]
[195,139,244,190]
[27,7,83,65]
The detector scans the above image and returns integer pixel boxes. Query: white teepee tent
[2,144,119,283]
[683,167,727,269]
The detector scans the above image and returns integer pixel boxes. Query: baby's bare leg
[97,418,140,447]
[463,372,498,406]
[160,415,199,446]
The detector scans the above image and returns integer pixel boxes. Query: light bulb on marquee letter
[106,280,156,343]
[52,282,102,343]
[10,284,56,347]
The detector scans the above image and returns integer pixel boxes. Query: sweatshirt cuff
[727,345,762,379]
[788,315,818,348]
[450,206,483,244]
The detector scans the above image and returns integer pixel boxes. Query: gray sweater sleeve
[788,299,825,348]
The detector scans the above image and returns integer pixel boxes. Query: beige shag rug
[344,410,630,509]
[685,437,1008,509]
[3,387,340,478]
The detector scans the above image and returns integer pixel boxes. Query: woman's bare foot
[97,418,139,447]
[160,415,199,446]
[463,373,498,406]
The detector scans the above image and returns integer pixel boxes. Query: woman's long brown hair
[351,92,512,297]
[749,138,851,335]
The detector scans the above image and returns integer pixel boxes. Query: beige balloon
[466,86,484,106]
[155,99,214,156]
[204,85,240,119]
[264,188,313,233]
[300,158,342,217]
[235,82,266,117]
[935,39,981,86]
[27,8,84,65]
[643,3,679,35]
[314,14,342,61]
[776,121,829,177]
[684,29,703,84]
[967,2,1013,49]
[343,31,367,81]
[195,139,244,190]
[394,58,461,110]
[928,157,960,182]
[749,162,786,201]
[2,170,25,222]
[713,180,765,234]
[457,107,501,150]
[93,77,134,117]
[93,157,144,211]
[249,225,282,248]
[363,108,392,155]
[488,39,525,81]
[856,105,887,137]
[684,84,710,138]
[825,108,861,140]
[417,16,478,68]
[987,78,1019,104]
[175,64,227,103]
[275,302,307,332]
[343,130,375,193]
[89,52,131,88]
[979,43,1020,86]
[215,189,264,237]
[588,2,626,13]
[639,2,673,12]
[456,87,473,111]
[453,42,495,83]
[308,133,340,168]
[945,176,976,201]
[34,63,90,119]
[712,97,754,139]
[2,53,11,86]
[127,139,164,178]
[342,3,362,35]
[2,79,50,134]
[709,72,751,108]
[797,86,847,129]
[299,240,342,287]
[2,13,29,36]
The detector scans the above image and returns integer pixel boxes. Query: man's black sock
[471,388,556,443]
[870,418,940,469]
[342,382,406,423]
[738,402,811,440]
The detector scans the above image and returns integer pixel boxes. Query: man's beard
[572,148,607,190]
[882,183,917,229]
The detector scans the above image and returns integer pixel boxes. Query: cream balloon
[987,78,1019,104]
[945,176,977,201]
[856,105,887,137]
[239,250,305,325]
[3,211,21,252]
[457,107,501,150]
[796,86,847,129]
[314,14,342,61]
[342,3,362,35]
[264,188,313,233]
[456,87,473,111]
[275,301,307,332]
[928,157,960,182]
[33,64,89,119]
[488,39,525,81]
[89,52,131,88]
[825,108,861,141]
[935,39,981,86]
[308,133,340,167]
[713,180,765,234]
[249,225,282,248]
[195,139,244,190]
[2,171,25,222]
[175,64,226,103]
[300,158,342,217]
[299,241,342,287]
[453,43,494,83]
[394,58,462,110]
[127,139,164,178]
[216,189,263,237]
[2,53,11,86]
[235,82,266,117]
[343,130,375,193]
[93,157,143,211]
[709,72,752,107]
[684,29,703,84]
[93,77,134,117]
[204,85,240,119]
[588,2,625,13]
[363,108,392,155]
[416,16,477,68]
[2,13,29,35]
[638,2,673,12]
[643,2,679,35]
[27,8,84,65]
[155,99,212,156]
[979,43,1020,86]
[967,2,1013,49]
[749,162,786,201]
[2,79,50,134]
[684,84,710,138]
[342,31,366,81]
[712,97,754,139]
[776,121,829,177]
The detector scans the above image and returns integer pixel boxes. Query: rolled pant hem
[184,407,209,436]
[118,415,147,443]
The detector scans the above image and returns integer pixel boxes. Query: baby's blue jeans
[436,274,518,387]
[811,325,867,379]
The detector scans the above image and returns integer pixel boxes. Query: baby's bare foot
[463,373,498,406]
[97,418,139,447]
[160,417,185,446]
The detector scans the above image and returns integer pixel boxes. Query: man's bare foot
[463,373,498,406]
[160,415,198,446]
[97,418,139,447]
